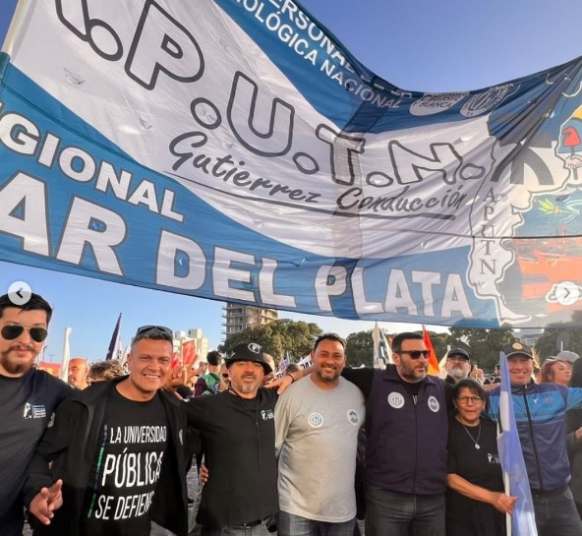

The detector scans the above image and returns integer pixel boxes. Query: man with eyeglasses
[24,325,192,536]
[0,292,71,536]
[278,331,449,536]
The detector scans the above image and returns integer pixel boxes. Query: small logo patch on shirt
[308,412,324,428]
[347,409,360,425]
[427,395,440,413]
[387,392,405,409]
[23,402,47,419]
[260,409,274,421]
[487,452,500,464]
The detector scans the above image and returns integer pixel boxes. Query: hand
[470,367,485,384]
[199,464,209,485]
[490,492,517,514]
[29,480,63,525]
[565,155,582,169]
[575,426,582,441]
[265,373,294,395]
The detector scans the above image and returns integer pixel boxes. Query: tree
[345,331,373,367]
[222,319,322,363]
[447,326,514,371]
[535,317,582,360]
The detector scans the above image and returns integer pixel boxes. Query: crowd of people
[2,291,582,536]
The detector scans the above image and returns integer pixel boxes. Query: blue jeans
[201,519,272,536]
[365,486,445,536]
[278,510,356,536]
[533,487,582,536]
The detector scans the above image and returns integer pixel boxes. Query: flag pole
[2,0,35,56]
[59,327,72,382]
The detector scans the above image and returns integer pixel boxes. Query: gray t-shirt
[275,376,365,522]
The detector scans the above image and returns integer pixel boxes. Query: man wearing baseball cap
[487,341,582,535]
[444,347,472,385]
[186,342,278,535]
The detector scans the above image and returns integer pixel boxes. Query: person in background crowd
[194,351,222,396]
[87,360,124,384]
[444,347,472,385]
[447,379,515,536]
[218,363,229,392]
[542,351,579,386]
[263,354,276,385]
[275,334,364,536]
[567,357,582,517]
[533,367,542,383]
[25,325,192,536]
[187,342,278,535]
[487,342,582,536]
[67,357,89,390]
[0,293,71,536]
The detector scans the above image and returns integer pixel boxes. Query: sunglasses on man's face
[135,325,173,341]
[399,350,430,360]
[1,325,48,343]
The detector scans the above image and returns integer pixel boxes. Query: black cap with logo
[225,342,273,373]
[502,341,533,360]
[448,347,471,361]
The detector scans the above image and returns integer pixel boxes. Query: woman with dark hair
[567,358,582,516]
[446,379,516,536]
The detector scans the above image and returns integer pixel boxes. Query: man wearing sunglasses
[0,292,71,536]
[24,325,193,536]
[346,332,449,536]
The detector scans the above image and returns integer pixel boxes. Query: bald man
[67,358,89,390]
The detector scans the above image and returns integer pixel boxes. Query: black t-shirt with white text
[82,388,168,536]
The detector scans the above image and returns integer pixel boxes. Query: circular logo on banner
[347,409,360,425]
[410,92,468,116]
[308,412,324,428]
[387,392,405,409]
[460,84,516,118]
[428,395,440,413]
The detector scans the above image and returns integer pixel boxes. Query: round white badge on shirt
[387,392,405,409]
[308,412,324,428]
[347,409,360,425]
[428,395,440,413]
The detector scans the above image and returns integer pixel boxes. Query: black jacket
[186,388,278,528]
[23,378,191,536]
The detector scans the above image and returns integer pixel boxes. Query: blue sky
[1,1,581,361]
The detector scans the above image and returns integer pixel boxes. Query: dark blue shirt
[343,365,449,495]
[0,368,70,535]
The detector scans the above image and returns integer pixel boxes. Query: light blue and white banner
[1,0,582,327]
